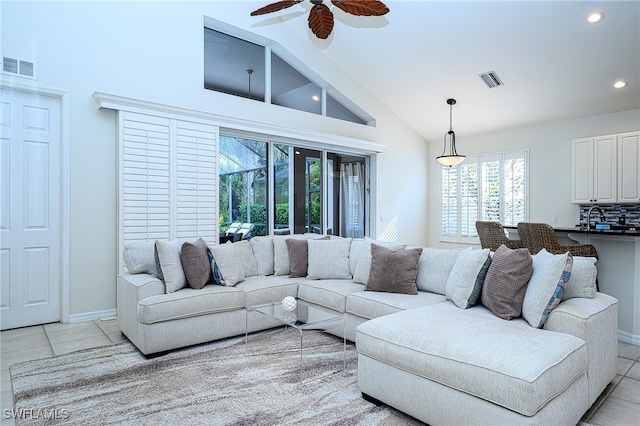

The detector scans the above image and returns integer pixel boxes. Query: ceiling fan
[251,0,390,40]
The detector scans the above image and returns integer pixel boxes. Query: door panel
[0,88,61,330]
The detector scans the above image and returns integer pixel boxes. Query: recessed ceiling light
[311,95,320,102]
[587,11,604,23]
[613,80,628,89]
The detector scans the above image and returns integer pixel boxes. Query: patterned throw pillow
[522,249,573,328]
[365,244,423,295]
[481,245,533,320]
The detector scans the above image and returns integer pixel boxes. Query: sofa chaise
[117,234,618,425]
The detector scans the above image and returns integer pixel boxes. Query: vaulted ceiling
[244,0,640,143]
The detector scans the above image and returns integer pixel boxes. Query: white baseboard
[68,309,117,324]
[618,330,640,347]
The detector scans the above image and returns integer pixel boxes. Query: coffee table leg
[300,330,304,380]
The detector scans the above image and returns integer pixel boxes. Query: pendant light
[436,98,465,167]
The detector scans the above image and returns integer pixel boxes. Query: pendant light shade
[436,98,465,167]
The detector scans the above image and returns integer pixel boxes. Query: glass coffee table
[246,299,346,378]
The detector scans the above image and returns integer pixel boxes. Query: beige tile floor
[1,320,639,426]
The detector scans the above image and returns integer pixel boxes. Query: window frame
[440,149,529,244]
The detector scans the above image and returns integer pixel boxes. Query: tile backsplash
[579,203,640,226]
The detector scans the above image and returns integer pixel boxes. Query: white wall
[1,1,428,317]
[427,108,640,248]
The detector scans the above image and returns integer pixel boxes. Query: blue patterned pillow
[522,249,573,328]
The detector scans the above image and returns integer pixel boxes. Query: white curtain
[339,162,365,238]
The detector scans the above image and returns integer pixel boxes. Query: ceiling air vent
[479,71,503,88]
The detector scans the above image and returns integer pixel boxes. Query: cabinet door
[618,132,640,203]
[593,135,617,203]
[572,138,594,203]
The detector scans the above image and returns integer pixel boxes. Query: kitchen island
[506,226,640,346]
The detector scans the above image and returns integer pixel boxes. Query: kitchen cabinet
[618,132,640,203]
[572,135,617,203]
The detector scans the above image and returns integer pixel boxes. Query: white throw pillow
[415,247,461,295]
[155,239,190,293]
[445,247,491,309]
[250,236,274,276]
[353,237,404,284]
[234,240,258,278]
[522,249,573,328]
[209,242,245,286]
[307,238,352,279]
[273,234,307,276]
[123,241,158,276]
[562,256,597,300]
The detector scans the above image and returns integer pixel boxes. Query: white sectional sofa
[117,234,618,425]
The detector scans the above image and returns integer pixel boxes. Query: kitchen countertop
[505,225,640,237]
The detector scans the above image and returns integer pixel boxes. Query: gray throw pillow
[365,244,423,295]
[180,238,212,290]
[481,245,533,320]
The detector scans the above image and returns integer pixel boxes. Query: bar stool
[475,221,523,251]
[516,222,599,258]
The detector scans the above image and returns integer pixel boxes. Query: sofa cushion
[298,280,364,313]
[481,245,533,320]
[307,238,352,280]
[349,238,365,276]
[209,242,245,286]
[365,244,422,295]
[356,303,587,417]
[234,240,258,278]
[137,285,245,324]
[155,239,190,293]
[234,276,300,307]
[523,249,573,328]
[563,256,597,300]
[181,239,212,290]
[123,241,158,276]
[346,290,447,320]
[414,247,461,295]
[250,235,274,276]
[353,237,404,284]
[445,247,491,309]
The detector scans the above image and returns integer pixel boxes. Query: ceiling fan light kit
[251,0,390,40]
[436,98,466,167]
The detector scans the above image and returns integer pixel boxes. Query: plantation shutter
[441,166,457,237]
[118,111,218,272]
[175,121,217,240]
[120,113,171,246]
[459,161,478,237]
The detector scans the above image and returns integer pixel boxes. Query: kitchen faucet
[587,206,606,231]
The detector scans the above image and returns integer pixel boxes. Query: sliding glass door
[219,134,368,238]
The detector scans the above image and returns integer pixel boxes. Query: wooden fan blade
[251,0,303,16]
[308,3,334,39]
[330,0,389,16]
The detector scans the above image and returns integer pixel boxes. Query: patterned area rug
[10,328,423,425]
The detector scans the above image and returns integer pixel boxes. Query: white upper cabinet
[572,135,617,203]
[618,132,640,203]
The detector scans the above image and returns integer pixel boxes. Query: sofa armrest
[117,273,165,345]
[544,292,618,405]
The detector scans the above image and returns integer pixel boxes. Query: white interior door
[1,88,62,330]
